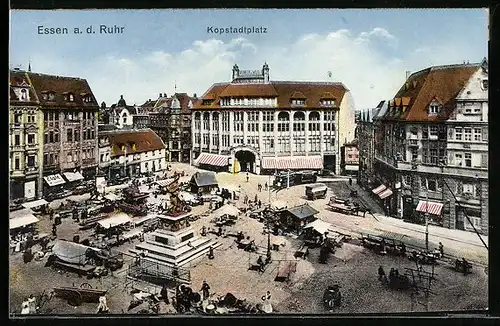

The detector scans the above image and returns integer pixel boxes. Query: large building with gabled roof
[9,68,99,200]
[190,63,356,175]
[370,59,488,234]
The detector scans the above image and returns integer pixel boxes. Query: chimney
[193,93,197,98]
[405,71,411,80]
[164,93,167,97]
[159,93,162,98]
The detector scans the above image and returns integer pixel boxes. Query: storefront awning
[372,184,387,195]
[63,171,84,182]
[22,199,49,209]
[416,200,444,216]
[44,174,66,187]
[10,210,39,230]
[196,153,230,167]
[97,214,132,229]
[304,219,333,235]
[379,188,393,199]
[262,156,323,170]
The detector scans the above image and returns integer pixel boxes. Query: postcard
[9,8,489,316]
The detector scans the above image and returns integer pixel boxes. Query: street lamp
[425,191,429,251]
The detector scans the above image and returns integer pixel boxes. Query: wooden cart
[53,283,107,306]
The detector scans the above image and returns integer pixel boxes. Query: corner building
[191,63,356,174]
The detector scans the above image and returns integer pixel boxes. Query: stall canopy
[271,200,288,211]
[191,171,218,187]
[196,153,230,167]
[51,240,101,265]
[372,184,387,195]
[416,200,444,216]
[179,191,196,202]
[304,219,333,235]
[44,174,66,187]
[262,156,323,170]
[104,193,120,201]
[9,209,39,230]
[22,199,49,209]
[214,204,240,218]
[63,171,84,182]
[379,188,393,199]
[286,203,319,219]
[98,213,132,229]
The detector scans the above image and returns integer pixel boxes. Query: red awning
[196,153,229,167]
[416,200,444,216]
[261,156,323,170]
[372,184,387,195]
[379,188,393,199]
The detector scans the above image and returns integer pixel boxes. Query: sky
[10,9,488,109]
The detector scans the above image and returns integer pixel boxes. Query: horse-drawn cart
[53,283,107,306]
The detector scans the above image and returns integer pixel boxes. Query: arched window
[278,112,289,121]
[293,111,305,120]
[309,111,320,120]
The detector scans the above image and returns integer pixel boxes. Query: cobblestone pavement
[10,163,488,315]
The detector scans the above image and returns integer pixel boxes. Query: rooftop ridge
[408,62,481,79]
[21,71,88,81]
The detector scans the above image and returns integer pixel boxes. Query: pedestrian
[201,280,210,301]
[28,294,37,314]
[264,182,268,191]
[160,284,170,304]
[246,172,249,182]
[208,246,214,259]
[258,200,262,208]
[52,224,57,237]
[349,177,353,186]
[96,295,109,314]
[261,291,272,313]
[254,194,258,203]
[378,266,386,282]
[438,242,444,257]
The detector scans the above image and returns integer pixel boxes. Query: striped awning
[372,184,387,195]
[416,200,444,216]
[196,153,229,167]
[379,188,393,199]
[261,156,323,170]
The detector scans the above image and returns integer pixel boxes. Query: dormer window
[69,93,74,101]
[291,99,305,105]
[42,92,48,100]
[321,100,335,106]
[429,104,439,114]
[20,89,27,101]
[481,79,488,90]
[48,92,56,101]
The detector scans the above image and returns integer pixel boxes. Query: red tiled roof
[23,72,99,109]
[107,129,165,157]
[382,63,480,122]
[193,81,348,110]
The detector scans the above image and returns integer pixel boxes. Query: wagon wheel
[80,283,93,289]
[67,291,83,306]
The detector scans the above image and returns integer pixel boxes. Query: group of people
[173,281,211,313]
[257,183,268,192]
[378,266,401,283]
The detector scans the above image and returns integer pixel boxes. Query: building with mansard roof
[190,63,356,175]
[370,59,488,234]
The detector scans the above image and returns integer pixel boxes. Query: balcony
[25,165,39,174]
[407,139,419,147]
[11,122,23,129]
[395,161,487,180]
[26,142,39,150]
[10,144,25,151]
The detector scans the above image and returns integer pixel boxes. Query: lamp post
[287,169,290,189]
[425,191,429,251]
[268,174,271,205]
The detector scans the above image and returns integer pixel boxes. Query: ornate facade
[191,63,356,175]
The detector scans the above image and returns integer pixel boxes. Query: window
[27,134,35,144]
[67,129,73,142]
[422,127,428,139]
[429,126,438,137]
[14,158,20,170]
[430,148,438,164]
[14,113,22,124]
[481,153,488,168]
[464,153,472,167]
[67,153,72,163]
[482,79,488,90]
[429,104,439,114]
[48,93,55,101]
[464,128,472,141]
[27,115,35,123]
[463,183,475,195]
[473,128,482,141]
[20,89,27,100]
[14,134,20,146]
[455,127,462,141]
[455,153,463,166]
[410,147,418,161]
[44,154,48,165]
[427,179,437,191]
[27,155,35,167]
[74,130,80,142]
